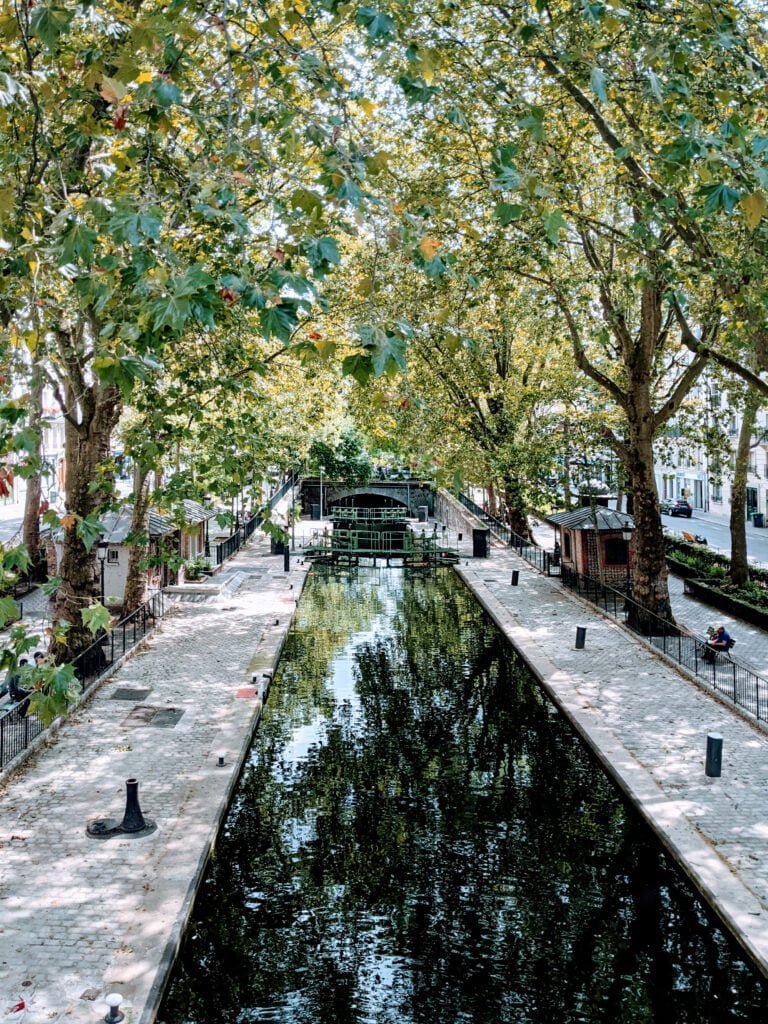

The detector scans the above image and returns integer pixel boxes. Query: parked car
[658,498,672,514]
[668,498,693,518]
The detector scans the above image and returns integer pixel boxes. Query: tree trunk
[51,379,122,660]
[22,369,44,574]
[730,391,760,587]
[625,429,673,625]
[501,473,531,540]
[122,464,151,615]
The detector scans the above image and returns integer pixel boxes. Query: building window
[712,483,723,503]
[563,533,572,559]
[604,538,629,566]
[107,549,119,564]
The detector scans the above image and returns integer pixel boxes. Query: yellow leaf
[136,71,155,84]
[358,99,377,116]
[741,191,767,231]
[28,260,37,275]
[419,236,441,260]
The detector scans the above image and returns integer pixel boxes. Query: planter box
[665,555,706,580]
[682,577,768,629]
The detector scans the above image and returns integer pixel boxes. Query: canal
[159,567,768,1023]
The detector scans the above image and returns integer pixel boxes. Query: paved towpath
[457,545,768,979]
[0,528,310,1024]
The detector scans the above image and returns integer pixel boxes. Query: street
[663,508,768,568]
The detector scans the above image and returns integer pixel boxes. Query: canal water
[159,567,768,1023]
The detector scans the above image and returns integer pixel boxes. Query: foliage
[183,556,212,582]
[308,428,373,484]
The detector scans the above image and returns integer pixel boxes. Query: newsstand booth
[546,506,635,589]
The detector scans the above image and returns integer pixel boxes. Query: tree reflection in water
[160,567,768,1024]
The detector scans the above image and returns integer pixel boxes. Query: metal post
[283,544,290,572]
[705,733,723,777]
[119,778,147,832]
[320,465,324,520]
[575,626,587,649]
[511,570,519,586]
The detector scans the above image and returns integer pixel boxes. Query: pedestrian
[6,659,30,702]
[33,650,45,667]
[705,626,733,661]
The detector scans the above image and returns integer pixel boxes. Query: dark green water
[159,567,768,1023]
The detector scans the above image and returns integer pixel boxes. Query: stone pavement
[0,527,311,1024]
[457,545,768,979]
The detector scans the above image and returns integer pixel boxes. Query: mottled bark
[730,392,759,587]
[50,328,122,659]
[22,369,43,571]
[122,464,151,615]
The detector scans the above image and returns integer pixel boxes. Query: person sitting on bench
[705,626,733,661]
[7,658,30,702]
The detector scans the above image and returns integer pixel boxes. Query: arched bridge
[299,479,434,518]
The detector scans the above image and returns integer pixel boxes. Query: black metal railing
[457,493,512,544]
[210,479,297,567]
[560,566,768,723]
[0,589,168,771]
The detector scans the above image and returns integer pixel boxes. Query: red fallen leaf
[10,835,26,841]
[219,287,237,304]
[273,248,286,262]
[9,998,25,1012]
[113,106,127,130]
[308,331,322,340]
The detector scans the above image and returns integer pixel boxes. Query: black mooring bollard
[283,545,290,572]
[458,533,463,542]
[575,626,587,649]
[119,778,147,833]
[705,733,723,778]
[511,570,519,586]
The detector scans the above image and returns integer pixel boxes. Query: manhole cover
[111,688,152,701]
[122,705,185,728]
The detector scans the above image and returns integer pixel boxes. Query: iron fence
[0,590,168,771]
[560,566,768,723]
[457,493,512,544]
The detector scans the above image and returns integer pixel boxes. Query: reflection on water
[160,567,768,1023]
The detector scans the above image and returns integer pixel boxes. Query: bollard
[283,546,290,572]
[458,532,463,542]
[511,570,519,586]
[575,626,587,649]
[104,993,125,1024]
[119,778,147,833]
[705,733,723,778]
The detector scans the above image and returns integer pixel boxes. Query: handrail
[560,565,768,724]
[1,589,168,771]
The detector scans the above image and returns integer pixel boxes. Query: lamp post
[319,464,325,521]
[621,528,632,594]
[97,542,108,604]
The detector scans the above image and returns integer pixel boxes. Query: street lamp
[97,542,108,604]
[319,464,325,520]
[621,528,632,593]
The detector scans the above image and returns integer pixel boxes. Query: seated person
[7,658,30,702]
[705,626,732,660]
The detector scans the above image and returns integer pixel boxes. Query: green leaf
[150,294,192,333]
[342,353,374,385]
[494,202,524,225]
[151,77,182,107]
[41,575,61,598]
[76,514,105,552]
[59,220,98,265]
[259,305,296,342]
[518,106,545,141]
[30,5,73,48]
[355,6,396,41]
[544,209,568,243]
[82,603,111,636]
[0,596,20,628]
[699,182,741,215]
[590,67,608,103]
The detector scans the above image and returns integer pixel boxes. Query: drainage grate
[111,687,152,702]
[122,705,185,728]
